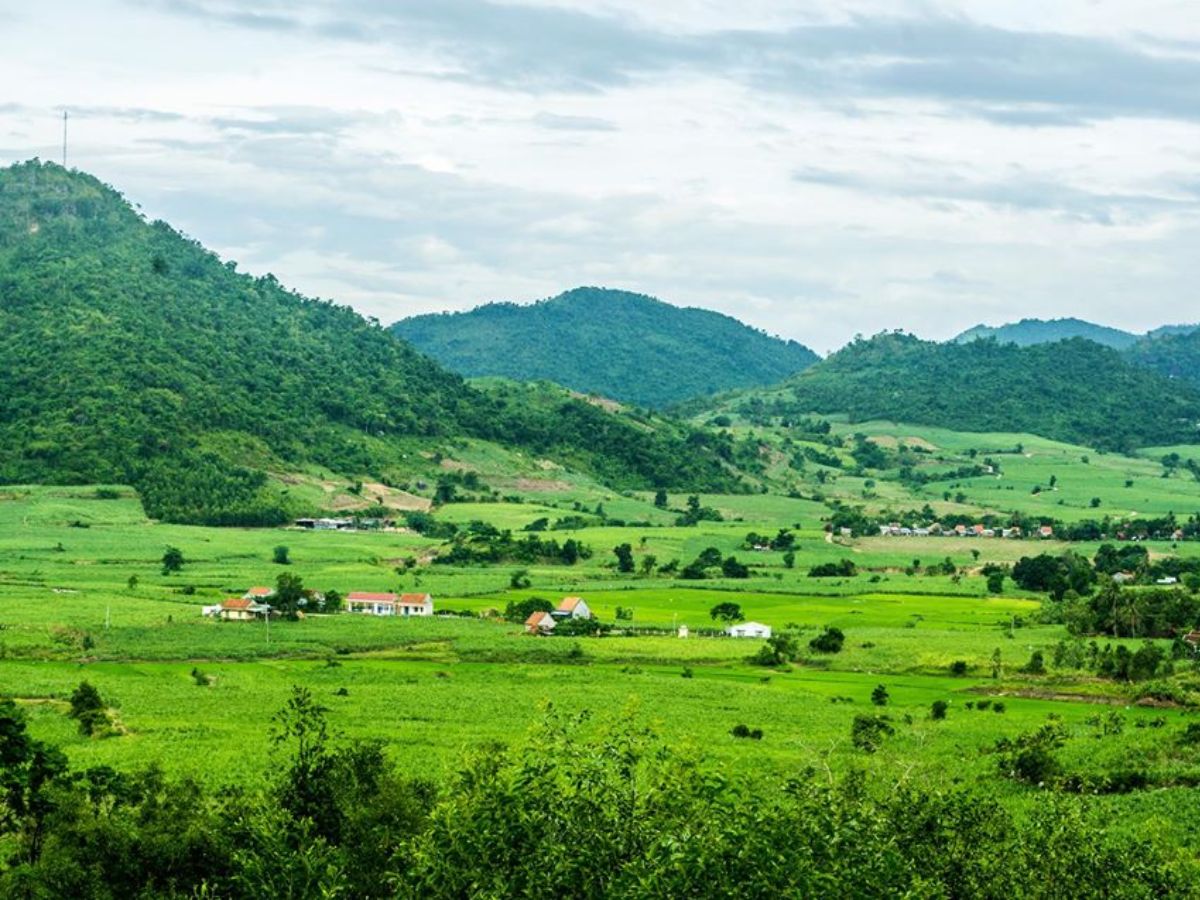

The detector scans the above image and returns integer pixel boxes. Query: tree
[68,681,110,736]
[930,700,948,720]
[850,714,894,753]
[709,602,744,623]
[273,572,306,619]
[808,626,845,654]
[639,555,657,576]
[987,572,1005,594]
[323,589,344,613]
[720,556,750,579]
[870,684,889,706]
[1021,650,1046,675]
[161,546,184,575]
[273,545,291,565]
[613,543,635,574]
[126,574,138,591]
[509,569,531,589]
[783,550,796,570]
[751,633,799,667]
[653,489,668,508]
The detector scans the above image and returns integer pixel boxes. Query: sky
[2,1,1199,353]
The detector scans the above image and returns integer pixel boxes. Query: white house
[201,604,222,618]
[398,593,434,616]
[677,624,689,639]
[217,598,271,621]
[525,610,556,634]
[346,591,399,615]
[728,621,772,638]
[553,596,591,619]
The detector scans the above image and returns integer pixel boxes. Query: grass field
[5,465,1200,852]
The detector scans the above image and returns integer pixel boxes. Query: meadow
[4,474,1200,861]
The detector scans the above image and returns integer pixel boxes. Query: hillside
[723,332,1200,451]
[0,161,743,523]
[1126,328,1200,388]
[953,317,1140,350]
[392,287,819,408]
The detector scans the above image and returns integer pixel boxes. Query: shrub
[930,700,949,720]
[809,626,845,654]
[870,684,889,706]
[273,545,290,565]
[949,660,968,676]
[850,714,894,753]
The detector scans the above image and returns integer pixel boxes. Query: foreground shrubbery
[0,693,1192,898]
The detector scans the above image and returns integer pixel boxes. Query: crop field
[5,477,1200,855]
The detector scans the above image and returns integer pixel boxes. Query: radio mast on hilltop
[62,110,68,168]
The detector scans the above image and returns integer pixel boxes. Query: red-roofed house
[399,593,434,616]
[218,597,271,621]
[1039,526,1054,539]
[244,586,275,600]
[553,596,591,619]
[346,592,398,615]
[525,610,556,634]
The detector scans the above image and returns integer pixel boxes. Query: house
[727,621,772,639]
[678,624,689,638]
[1183,631,1200,646]
[525,610,556,634]
[839,527,853,538]
[244,586,275,600]
[1112,572,1135,585]
[346,591,398,615]
[217,598,271,621]
[1156,576,1179,586]
[398,593,434,616]
[1039,526,1054,539]
[201,604,222,618]
[553,596,591,619]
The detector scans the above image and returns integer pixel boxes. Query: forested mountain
[392,287,819,408]
[739,332,1200,451]
[0,162,742,523]
[1126,329,1200,388]
[953,317,1140,350]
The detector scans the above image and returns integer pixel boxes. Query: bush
[850,714,894,753]
[809,626,845,654]
[949,660,968,676]
[930,700,949,720]
[273,544,290,565]
[68,681,112,736]
[870,684,889,706]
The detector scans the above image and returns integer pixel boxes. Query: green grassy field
[4,478,1200,851]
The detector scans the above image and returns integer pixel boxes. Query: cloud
[531,112,617,132]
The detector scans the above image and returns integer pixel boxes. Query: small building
[727,621,772,639]
[1039,526,1054,539]
[553,596,591,619]
[1157,576,1179,586]
[1182,630,1200,646]
[346,591,399,615]
[398,593,434,616]
[525,610,556,634]
[1112,572,1135,585]
[218,598,271,621]
[244,586,275,600]
[678,624,689,638]
[201,604,222,618]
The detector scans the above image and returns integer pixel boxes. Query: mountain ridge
[392,287,820,408]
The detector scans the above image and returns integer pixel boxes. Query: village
[202,588,773,639]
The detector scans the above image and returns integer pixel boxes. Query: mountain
[953,317,1139,350]
[0,161,743,523]
[1126,329,1200,388]
[391,287,819,408]
[732,332,1200,451]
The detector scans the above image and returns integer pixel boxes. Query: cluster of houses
[877,523,1053,540]
[202,587,434,620]
[294,517,394,531]
[523,596,773,640]
[524,596,592,634]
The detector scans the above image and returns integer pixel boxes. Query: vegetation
[393,286,819,408]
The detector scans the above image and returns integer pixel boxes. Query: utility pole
[62,110,68,168]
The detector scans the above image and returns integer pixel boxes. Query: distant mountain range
[392,287,820,409]
[954,317,1198,350]
[707,332,1200,451]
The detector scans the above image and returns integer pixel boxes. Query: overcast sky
[3,1,1199,352]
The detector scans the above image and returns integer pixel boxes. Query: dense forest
[392,287,819,408]
[1125,328,1200,389]
[759,332,1200,451]
[0,162,741,523]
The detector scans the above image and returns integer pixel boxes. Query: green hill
[1126,328,1200,388]
[954,317,1139,350]
[726,332,1200,451]
[0,161,743,523]
[391,287,819,408]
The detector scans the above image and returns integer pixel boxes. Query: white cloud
[1,0,1199,352]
